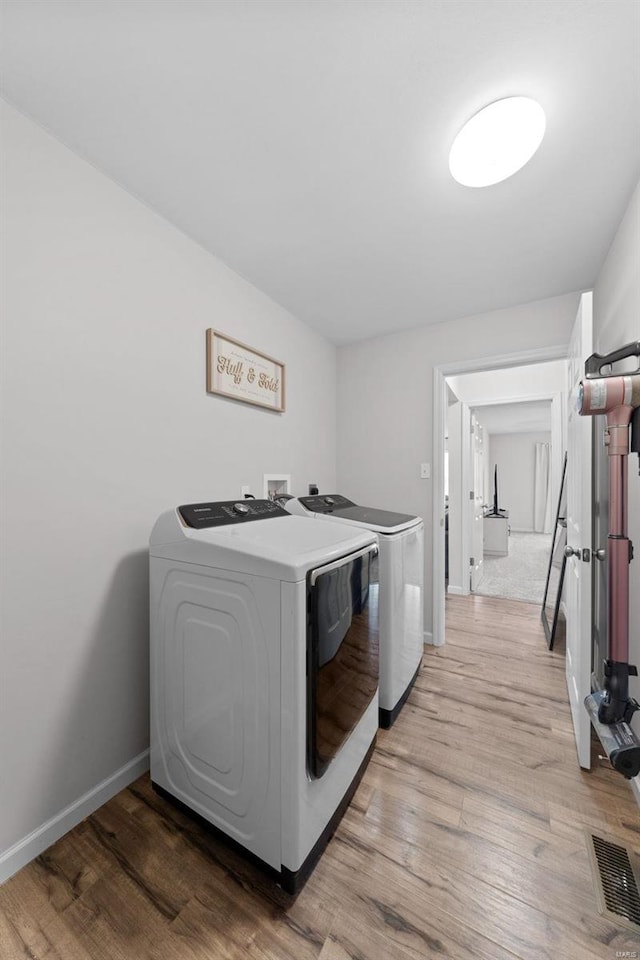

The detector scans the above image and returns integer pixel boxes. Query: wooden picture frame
[206,329,286,413]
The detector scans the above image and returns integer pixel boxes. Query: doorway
[432,346,568,647]
[446,390,559,604]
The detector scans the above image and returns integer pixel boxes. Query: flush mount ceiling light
[449,97,546,187]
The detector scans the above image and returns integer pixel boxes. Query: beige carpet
[473,531,559,604]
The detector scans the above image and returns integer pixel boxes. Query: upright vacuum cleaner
[578,341,640,778]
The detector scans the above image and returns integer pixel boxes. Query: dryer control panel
[178,499,289,528]
[298,494,355,514]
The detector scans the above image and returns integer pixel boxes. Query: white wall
[0,102,338,878]
[473,400,552,436]
[336,291,578,638]
[592,179,640,736]
[448,360,566,405]
[446,400,464,593]
[488,432,552,532]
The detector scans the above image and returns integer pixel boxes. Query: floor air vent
[588,833,640,931]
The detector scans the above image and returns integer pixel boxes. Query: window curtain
[534,442,552,533]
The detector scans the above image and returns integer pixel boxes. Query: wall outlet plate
[420,463,431,479]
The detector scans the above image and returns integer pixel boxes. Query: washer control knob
[233,502,250,515]
[324,497,335,505]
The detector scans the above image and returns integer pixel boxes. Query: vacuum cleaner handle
[632,407,640,472]
[585,341,640,378]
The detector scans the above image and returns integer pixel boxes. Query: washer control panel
[298,494,355,514]
[178,499,289,528]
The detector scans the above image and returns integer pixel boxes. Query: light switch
[420,463,430,479]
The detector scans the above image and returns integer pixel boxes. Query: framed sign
[206,329,285,412]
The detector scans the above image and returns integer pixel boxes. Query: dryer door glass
[307,546,379,778]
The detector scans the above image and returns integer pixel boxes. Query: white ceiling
[474,400,552,435]
[2,0,639,344]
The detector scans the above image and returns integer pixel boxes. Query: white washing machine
[150,498,379,893]
[286,494,423,728]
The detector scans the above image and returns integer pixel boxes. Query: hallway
[1,595,638,959]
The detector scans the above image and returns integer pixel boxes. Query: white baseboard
[0,749,149,885]
[446,585,464,596]
[424,630,436,645]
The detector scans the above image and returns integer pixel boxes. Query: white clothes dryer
[286,494,423,728]
[150,498,379,893]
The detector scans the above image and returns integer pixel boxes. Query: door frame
[432,345,569,646]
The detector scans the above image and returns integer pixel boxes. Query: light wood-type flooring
[2,594,640,959]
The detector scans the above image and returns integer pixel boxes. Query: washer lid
[150,506,376,581]
[293,494,421,534]
[330,506,421,533]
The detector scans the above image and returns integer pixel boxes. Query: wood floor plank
[144,877,326,960]
[364,754,464,828]
[320,833,528,960]
[354,788,606,935]
[459,792,589,885]
[310,842,523,960]
[1,593,639,959]
[317,907,422,960]
[335,814,636,960]
[60,865,174,960]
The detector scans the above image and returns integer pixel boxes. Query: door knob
[594,548,606,561]
[564,545,591,562]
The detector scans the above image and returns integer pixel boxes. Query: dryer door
[307,544,379,778]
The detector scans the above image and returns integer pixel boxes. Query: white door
[470,415,485,592]
[565,291,593,769]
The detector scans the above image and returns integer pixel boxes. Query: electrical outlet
[241,485,251,498]
[420,463,430,479]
